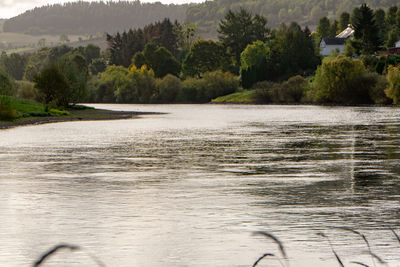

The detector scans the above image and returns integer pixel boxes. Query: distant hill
[186,0,400,37]
[3,1,190,35]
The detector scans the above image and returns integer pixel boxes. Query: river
[0,104,399,266]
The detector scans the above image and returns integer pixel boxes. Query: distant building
[378,40,400,55]
[320,38,347,56]
[319,25,354,56]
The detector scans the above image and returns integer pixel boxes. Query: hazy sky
[0,0,203,19]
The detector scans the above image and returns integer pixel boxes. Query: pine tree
[353,4,381,54]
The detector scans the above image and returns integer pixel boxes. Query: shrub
[385,65,400,104]
[114,65,156,103]
[155,74,182,103]
[253,76,308,104]
[180,70,239,103]
[0,71,15,96]
[15,81,38,101]
[367,72,391,104]
[311,55,367,104]
[0,96,19,121]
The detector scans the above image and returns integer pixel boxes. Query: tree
[135,43,181,78]
[0,52,27,80]
[339,12,350,31]
[0,71,14,96]
[385,65,400,104]
[239,40,270,88]
[316,17,331,41]
[218,8,269,68]
[374,8,386,44]
[155,74,182,103]
[352,4,381,54]
[84,44,101,63]
[57,53,89,104]
[182,40,229,77]
[330,20,339,36]
[273,23,320,78]
[34,65,70,107]
[311,55,367,104]
[151,47,181,78]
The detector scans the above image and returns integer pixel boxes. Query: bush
[114,65,156,103]
[367,72,391,104]
[0,71,15,96]
[385,65,400,104]
[155,74,182,103]
[311,55,367,104]
[253,75,309,104]
[0,96,19,121]
[15,81,38,101]
[180,70,239,103]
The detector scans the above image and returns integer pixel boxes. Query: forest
[187,0,400,37]
[3,1,190,35]
[3,0,400,37]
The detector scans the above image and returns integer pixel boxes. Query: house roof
[336,25,354,38]
[322,37,347,45]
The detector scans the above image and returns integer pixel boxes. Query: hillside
[186,0,400,37]
[3,1,190,35]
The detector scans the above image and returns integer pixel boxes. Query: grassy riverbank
[211,90,258,104]
[0,96,153,129]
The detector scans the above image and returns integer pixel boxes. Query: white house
[319,25,354,56]
[320,38,347,56]
[395,40,400,48]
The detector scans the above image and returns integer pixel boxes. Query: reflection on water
[0,104,400,266]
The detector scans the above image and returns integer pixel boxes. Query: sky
[0,0,203,19]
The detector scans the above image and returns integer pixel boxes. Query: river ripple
[0,104,399,266]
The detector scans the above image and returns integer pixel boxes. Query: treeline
[2,5,400,114]
[315,4,400,50]
[186,0,400,37]
[3,1,189,35]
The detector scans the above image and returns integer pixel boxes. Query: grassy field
[212,90,258,104]
[0,31,105,54]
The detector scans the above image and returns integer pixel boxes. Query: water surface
[0,104,399,266]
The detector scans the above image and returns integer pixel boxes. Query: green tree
[218,8,269,68]
[0,52,27,80]
[316,17,331,41]
[84,44,101,63]
[311,55,367,104]
[182,40,229,77]
[339,12,350,31]
[0,71,14,96]
[374,8,386,44]
[134,43,180,78]
[89,58,107,75]
[353,4,381,54]
[330,20,339,36]
[385,6,398,27]
[239,40,270,88]
[57,53,89,104]
[155,74,182,103]
[385,65,400,104]
[33,65,70,107]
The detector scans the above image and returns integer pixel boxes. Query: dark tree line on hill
[186,0,400,37]
[106,18,178,68]
[3,1,190,35]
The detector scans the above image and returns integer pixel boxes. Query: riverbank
[0,107,159,130]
